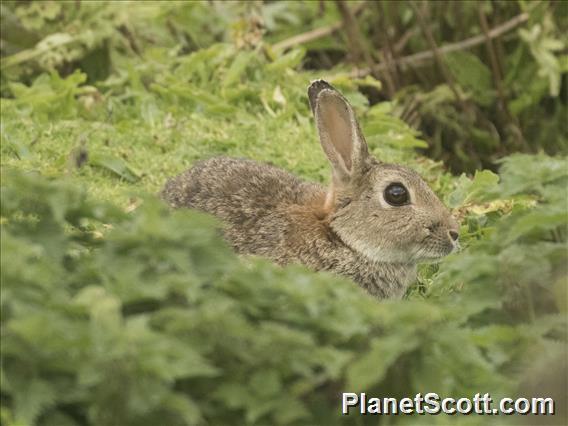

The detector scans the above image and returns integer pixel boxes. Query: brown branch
[350,12,529,78]
[411,1,464,104]
[478,7,507,110]
[478,7,529,151]
[273,25,342,52]
[272,1,366,51]
[335,0,370,64]
[393,27,418,53]
[375,1,400,96]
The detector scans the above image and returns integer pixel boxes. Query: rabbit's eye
[384,183,409,206]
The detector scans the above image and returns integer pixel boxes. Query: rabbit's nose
[448,230,459,242]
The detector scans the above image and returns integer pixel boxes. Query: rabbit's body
[162,80,458,299]
[162,156,415,298]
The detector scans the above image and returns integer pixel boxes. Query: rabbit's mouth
[412,238,458,262]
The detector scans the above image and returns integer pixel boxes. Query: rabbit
[161,80,459,299]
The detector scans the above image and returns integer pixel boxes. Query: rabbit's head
[308,80,459,264]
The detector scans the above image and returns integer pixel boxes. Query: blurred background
[2,0,567,173]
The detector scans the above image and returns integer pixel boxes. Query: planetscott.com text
[342,392,555,416]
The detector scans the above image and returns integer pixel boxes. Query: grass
[1,69,452,210]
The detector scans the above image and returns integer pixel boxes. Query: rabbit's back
[162,156,322,213]
[161,156,326,255]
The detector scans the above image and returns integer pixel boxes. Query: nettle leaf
[127,322,220,381]
[74,286,122,332]
[446,51,494,106]
[249,369,282,397]
[503,207,567,244]
[470,325,524,366]
[272,396,309,424]
[496,153,568,200]
[12,379,56,425]
[412,328,511,396]
[347,333,420,391]
[448,169,499,208]
[160,393,202,425]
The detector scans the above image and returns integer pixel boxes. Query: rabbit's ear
[309,80,370,185]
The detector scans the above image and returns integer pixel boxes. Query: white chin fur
[351,239,451,264]
[413,245,454,262]
[342,237,413,264]
[335,228,452,264]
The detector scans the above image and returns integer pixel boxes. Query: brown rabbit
[161,80,459,299]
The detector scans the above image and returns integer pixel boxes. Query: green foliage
[3,1,567,173]
[1,1,567,425]
[2,155,566,425]
[445,51,494,107]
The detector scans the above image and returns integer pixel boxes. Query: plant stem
[272,1,366,51]
[350,12,529,78]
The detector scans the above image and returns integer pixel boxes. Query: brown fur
[161,81,459,299]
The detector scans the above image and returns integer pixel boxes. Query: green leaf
[266,47,305,73]
[448,170,499,207]
[446,51,494,106]
[223,51,256,87]
[347,334,420,390]
[13,380,56,425]
[160,393,202,425]
[89,153,141,182]
[503,208,567,244]
[250,369,282,397]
